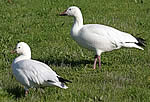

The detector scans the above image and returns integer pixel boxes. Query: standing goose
[59,6,145,69]
[11,42,71,95]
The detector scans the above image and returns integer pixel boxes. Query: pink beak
[11,49,16,54]
[59,10,67,16]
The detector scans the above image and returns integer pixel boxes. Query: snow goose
[59,6,145,69]
[11,42,71,95]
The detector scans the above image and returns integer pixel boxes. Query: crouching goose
[11,42,71,95]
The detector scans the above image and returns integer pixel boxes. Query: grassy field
[0,0,150,101]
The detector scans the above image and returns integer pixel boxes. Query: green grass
[0,0,150,101]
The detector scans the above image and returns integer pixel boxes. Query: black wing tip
[57,76,72,83]
[47,80,55,83]
[135,37,146,47]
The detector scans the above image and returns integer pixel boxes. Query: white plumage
[60,6,145,69]
[12,42,71,95]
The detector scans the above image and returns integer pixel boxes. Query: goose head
[13,42,31,57]
[60,6,82,17]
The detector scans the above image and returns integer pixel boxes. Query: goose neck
[71,14,83,37]
[13,54,31,63]
[74,14,83,28]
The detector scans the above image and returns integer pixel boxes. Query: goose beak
[59,10,67,16]
[11,49,16,54]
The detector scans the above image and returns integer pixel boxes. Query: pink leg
[93,55,98,69]
[98,56,101,69]
[25,90,29,96]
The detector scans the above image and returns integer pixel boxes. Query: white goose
[11,42,71,95]
[60,6,145,69]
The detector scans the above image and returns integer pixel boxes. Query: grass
[0,0,150,101]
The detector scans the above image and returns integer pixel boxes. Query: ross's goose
[11,42,71,95]
[60,6,145,69]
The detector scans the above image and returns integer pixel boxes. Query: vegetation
[0,0,150,101]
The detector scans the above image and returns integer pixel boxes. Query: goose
[59,6,145,69]
[11,42,71,95]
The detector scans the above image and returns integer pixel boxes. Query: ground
[0,0,150,102]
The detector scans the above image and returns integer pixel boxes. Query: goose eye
[18,47,21,48]
[69,8,71,10]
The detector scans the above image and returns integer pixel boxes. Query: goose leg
[24,88,29,96]
[98,56,101,69]
[93,55,98,69]
[25,90,28,96]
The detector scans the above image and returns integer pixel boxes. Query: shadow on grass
[37,57,109,68]
[6,86,25,99]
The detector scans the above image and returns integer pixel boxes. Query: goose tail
[135,37,146,47]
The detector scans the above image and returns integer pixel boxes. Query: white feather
[62,6,144,56]
[12,42,68,91]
